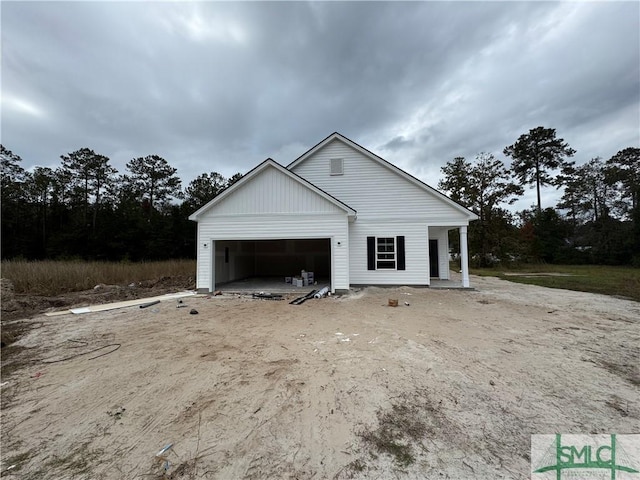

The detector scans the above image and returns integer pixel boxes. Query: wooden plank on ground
[44,291,196,316]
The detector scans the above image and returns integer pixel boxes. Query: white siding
[194,138,475,291]
[212,166,345,216]
[194,165,351,292]
[290,139,470,223]
[196,214,349,292]
[349,221,429,285]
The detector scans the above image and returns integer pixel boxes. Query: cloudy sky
[2,1,638,211]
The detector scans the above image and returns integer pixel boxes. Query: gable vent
[330,158,344,175]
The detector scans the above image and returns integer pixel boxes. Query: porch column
[210,240,216,293]
[460,226,470,288]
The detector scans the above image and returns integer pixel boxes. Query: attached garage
[190,133,478,291]
[213,238,331,286]
[189,159,356,293]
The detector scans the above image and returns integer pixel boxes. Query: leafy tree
[439,153,523,265]
[605,147,640,219]
[184,172,226,211]
[504,126,575,213]
[437,157,470,205]
[519,207,573,263]
[124,155,182,214]
[467,153,524,265]
[226,172,243,188]
[28,167,56,256]
[557,158,612,223]
[1,145,27,202]
[466,153,524,218]
[117,155,183,259]
[605,147,640,264]
[1,146,31,258]
[60,148,117,233]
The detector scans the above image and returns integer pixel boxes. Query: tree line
[1,146,242,260]
[2,127,638,266]
[438,126,639,267]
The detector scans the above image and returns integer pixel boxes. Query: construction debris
[314,286,329,298]
[287,270,315,287]
[290,289,317,306]
[252,292,284,301]
[139,300,161,309]
[155,443,174,473]
[45,291,196,316]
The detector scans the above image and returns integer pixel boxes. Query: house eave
[188,157,357,221]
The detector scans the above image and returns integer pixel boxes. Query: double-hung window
[376,237,396,269]
[367,236,405,271]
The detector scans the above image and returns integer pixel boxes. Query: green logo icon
[532,434,639,479]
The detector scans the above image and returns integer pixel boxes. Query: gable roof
[189,158,357,221]
[288,132,478,220]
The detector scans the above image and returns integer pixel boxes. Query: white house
[189,133,478,293]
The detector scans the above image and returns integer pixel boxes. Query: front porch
[429,225,471,288]
[429,270,475,290]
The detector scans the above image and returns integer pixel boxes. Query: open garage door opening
[213,238,331,292]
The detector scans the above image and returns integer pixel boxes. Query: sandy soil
[1,276,639,479]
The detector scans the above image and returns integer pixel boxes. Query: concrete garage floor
[216,276,331,295]
[217,271,467,294]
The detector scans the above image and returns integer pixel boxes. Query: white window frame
[330,158,344,176]
[376,236,396,270]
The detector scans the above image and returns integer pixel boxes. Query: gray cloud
[2,2,638,211]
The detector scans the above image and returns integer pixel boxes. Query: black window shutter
[396,236,405,270]
[367,236,375,270]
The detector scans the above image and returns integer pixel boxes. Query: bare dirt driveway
[1,276,639,479]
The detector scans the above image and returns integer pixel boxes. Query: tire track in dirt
[2,284,638,479]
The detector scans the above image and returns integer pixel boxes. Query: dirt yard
[1,276,638,479]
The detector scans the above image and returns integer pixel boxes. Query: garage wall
[253,239,330,277]
[196,213,349,291]
[214,240,255,284]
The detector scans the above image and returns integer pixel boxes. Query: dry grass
[1,259,196,296]
[353,391,441,472]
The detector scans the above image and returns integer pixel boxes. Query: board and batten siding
[211,166,345,216]
[290,139,470,223]
[194,165,351,292]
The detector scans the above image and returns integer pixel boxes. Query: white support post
[460,226,470,288]
[210,240,215,293]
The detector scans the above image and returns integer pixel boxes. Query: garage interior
[214,238,331,292]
